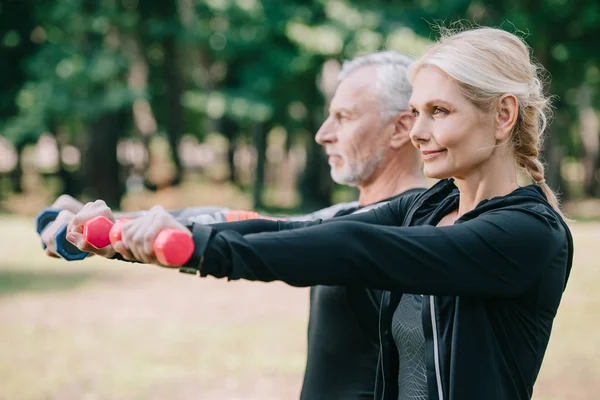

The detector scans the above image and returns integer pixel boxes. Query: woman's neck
[453,155,519,217]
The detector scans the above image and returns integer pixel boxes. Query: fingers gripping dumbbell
[107,217,194,266]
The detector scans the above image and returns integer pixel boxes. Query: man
[41,51,426,399]
[293,51,425,399]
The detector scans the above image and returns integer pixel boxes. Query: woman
[65,27,573,400]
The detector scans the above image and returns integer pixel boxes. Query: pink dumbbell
[107,217,194,267]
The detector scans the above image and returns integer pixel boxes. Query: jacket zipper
[430,295,444,400]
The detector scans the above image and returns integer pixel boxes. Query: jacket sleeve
[198,208,568,297]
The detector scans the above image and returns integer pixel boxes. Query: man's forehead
[331,67,379,111]
[338,66,378,93]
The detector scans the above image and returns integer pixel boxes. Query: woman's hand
[115,205,191,266]
[64,200,117,258]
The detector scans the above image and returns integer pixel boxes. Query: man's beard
[330,146,387,186]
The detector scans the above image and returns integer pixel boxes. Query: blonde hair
[408,27,564,218]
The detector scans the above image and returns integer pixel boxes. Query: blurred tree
[138,0,187,191]
[3,0,138,207]
[578,85,600,196]
[0,0,39,194]
[184,1,333,209]
[3,0,598,210]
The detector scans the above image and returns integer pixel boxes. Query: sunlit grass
[0,216,597,399]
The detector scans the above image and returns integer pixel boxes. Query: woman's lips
[421,149,446,160]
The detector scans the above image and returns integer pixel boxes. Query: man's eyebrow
[329,105,358,114]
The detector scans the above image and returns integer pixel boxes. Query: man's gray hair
[338,50,414,122]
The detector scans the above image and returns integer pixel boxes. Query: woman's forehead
[410,67,465,107]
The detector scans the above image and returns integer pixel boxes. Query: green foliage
[1,0,599,202]
[2,0,138,144]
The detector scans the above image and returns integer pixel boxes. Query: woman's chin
[423,168,451,181]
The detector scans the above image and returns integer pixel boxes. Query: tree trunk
[253,123,267,209]
[51,127,82,198]
[300,134,332,211]
[123,33,159,191]
[578,85,599,197]
[299,66,331,211]
[300,106,331,211]
[81,111,126,208]
[140,0,184,189]
[542,121,564,196]
[163,34,184,186]
[527,43,563,196]
[9,140,26,194]
[221,116,239,183]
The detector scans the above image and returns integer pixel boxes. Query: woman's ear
[495,94,518,142]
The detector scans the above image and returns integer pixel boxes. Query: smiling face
[408,66,499,180]
[314,66,394,186]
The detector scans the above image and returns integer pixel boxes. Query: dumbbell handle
[35,207,88,261]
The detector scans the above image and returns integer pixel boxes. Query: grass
[0,215,598,399]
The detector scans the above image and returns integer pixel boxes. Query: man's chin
[330,169,360,186]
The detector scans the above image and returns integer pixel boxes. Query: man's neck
[357,158,427,206]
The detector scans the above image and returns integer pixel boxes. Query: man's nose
[315,117,337,145]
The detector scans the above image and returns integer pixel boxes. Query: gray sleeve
[180,202,360,225]
[171,207,230,224]
[285,201,359,221]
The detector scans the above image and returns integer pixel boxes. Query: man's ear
[495,94,518,143]
[390,111,414,149]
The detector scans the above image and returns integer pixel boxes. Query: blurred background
[0,0,598,399]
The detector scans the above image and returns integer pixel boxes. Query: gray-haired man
[295,51,425,399]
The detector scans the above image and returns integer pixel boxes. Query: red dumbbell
[108,218,194,267]
[151,229,195,267]
[107,218,132,245]
[83,216,117,249]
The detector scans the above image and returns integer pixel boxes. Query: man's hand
[115,205,191,266]
[50,194,85,214]
[39,194,86,258]
[40,209,76,258]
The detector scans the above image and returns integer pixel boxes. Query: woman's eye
[411,109,419,118]
[433,106,449,115]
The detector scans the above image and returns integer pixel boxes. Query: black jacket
[183,179,574,400]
